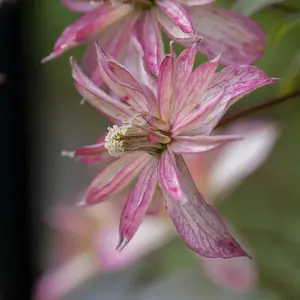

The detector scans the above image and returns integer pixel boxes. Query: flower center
[104,123,171,157]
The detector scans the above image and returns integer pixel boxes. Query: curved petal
[96,45,149,112]
[187,4,265,66]
[70,57,134,121]
[158,55,174,122]
[172,56,219,124]
[157,0,194,34]
[61,0,103,12]
[83,152,151,205]
[118,158,158,250]
[163,153,248,258]
[170,135,241,154]
[207,120,278,199]
[158,150,183,201]
[200,256,257,293]
[42,5,134,62]
[137,11,164,76]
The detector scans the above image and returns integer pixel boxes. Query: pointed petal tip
[116,236,128,252]
[61,150,75,158]
[77,199,88,207]
[41,52,57,63]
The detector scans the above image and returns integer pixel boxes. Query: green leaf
[232,0,285,16]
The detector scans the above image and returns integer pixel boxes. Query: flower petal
[207,120,278,199]
[163,154,248,258]
[178,0,215,6]
[137,11,164,76]
[83,152,151,205]
[42,5,134,62]
[118,158,158,250]
[170,135,242,154]
[187,4,265,65]
[158,149,183,201]
[157,0,194,34]
[155,7,197,41]
[96,45,149,112]
[70,57,134,121]
[158,55,174,122]
[172,56,219,124]
[61,0,102,12]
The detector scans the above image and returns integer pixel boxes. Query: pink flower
[64,42,277,259]
[43,0,265,75]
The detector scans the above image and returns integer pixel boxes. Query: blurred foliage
[30,0,300,299]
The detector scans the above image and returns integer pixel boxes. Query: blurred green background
[27,0,300,299]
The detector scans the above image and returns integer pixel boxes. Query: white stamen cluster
[104,125,129,156]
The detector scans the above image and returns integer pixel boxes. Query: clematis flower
[64,42,277,259]
[43,0,265,76]
[35,120,278,300]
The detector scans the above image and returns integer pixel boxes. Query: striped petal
[187,4,265,66]
[163,154,248,258]
[178,0,215,6]
[157,0,194,34]
[118,158,158,250]
[170,135,241,154]
[70,57,133,121]
[42,5,134,62]
[83,152,151,205]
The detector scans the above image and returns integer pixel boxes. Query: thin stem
[218,89,300,127]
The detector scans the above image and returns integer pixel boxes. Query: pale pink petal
[158,150,183,201]
[83,152,151,205]
[118,158,158,250]
[61,0,103,12]
[70,57,134,121]
[157,0,194,34]
[137,11,164,76]
[155,8,197,41]
[172,56,219,123]
[207,121,278,199]
[170,135,241,154]
[158,55,174,122]
[187,4,265,66]
[162,154,248,258]
[97,217,174,271]
[42,5,134,62]
[96,45,149,112]
[178,0,215,6]
[173,45,196,104]
[82,15,140,85]
[200,256,257,293]
[171,89,224,136]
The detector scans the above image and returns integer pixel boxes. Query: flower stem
[218,89,300,127]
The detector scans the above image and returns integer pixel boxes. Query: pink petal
[158,55,174,122]
[61,0,103,12]
[70,57,134,121]
[137,11,164,76]
[96,45,149,112]
[170,135,242,154]
[82,15,140,85]
[172,56,219,124]
[157,0,194,34]
[42,5,134,62]
[155,7,197,41]
[187,4,265,66]
[158,149,183,201]
[207,120,278,199]
[163,154,248,258]
[173,45,196,105]
[178,0,215,6]
[171,89,224,136]
[83,152,151,205]
[200,256,257,293]
[118,158,158,250]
